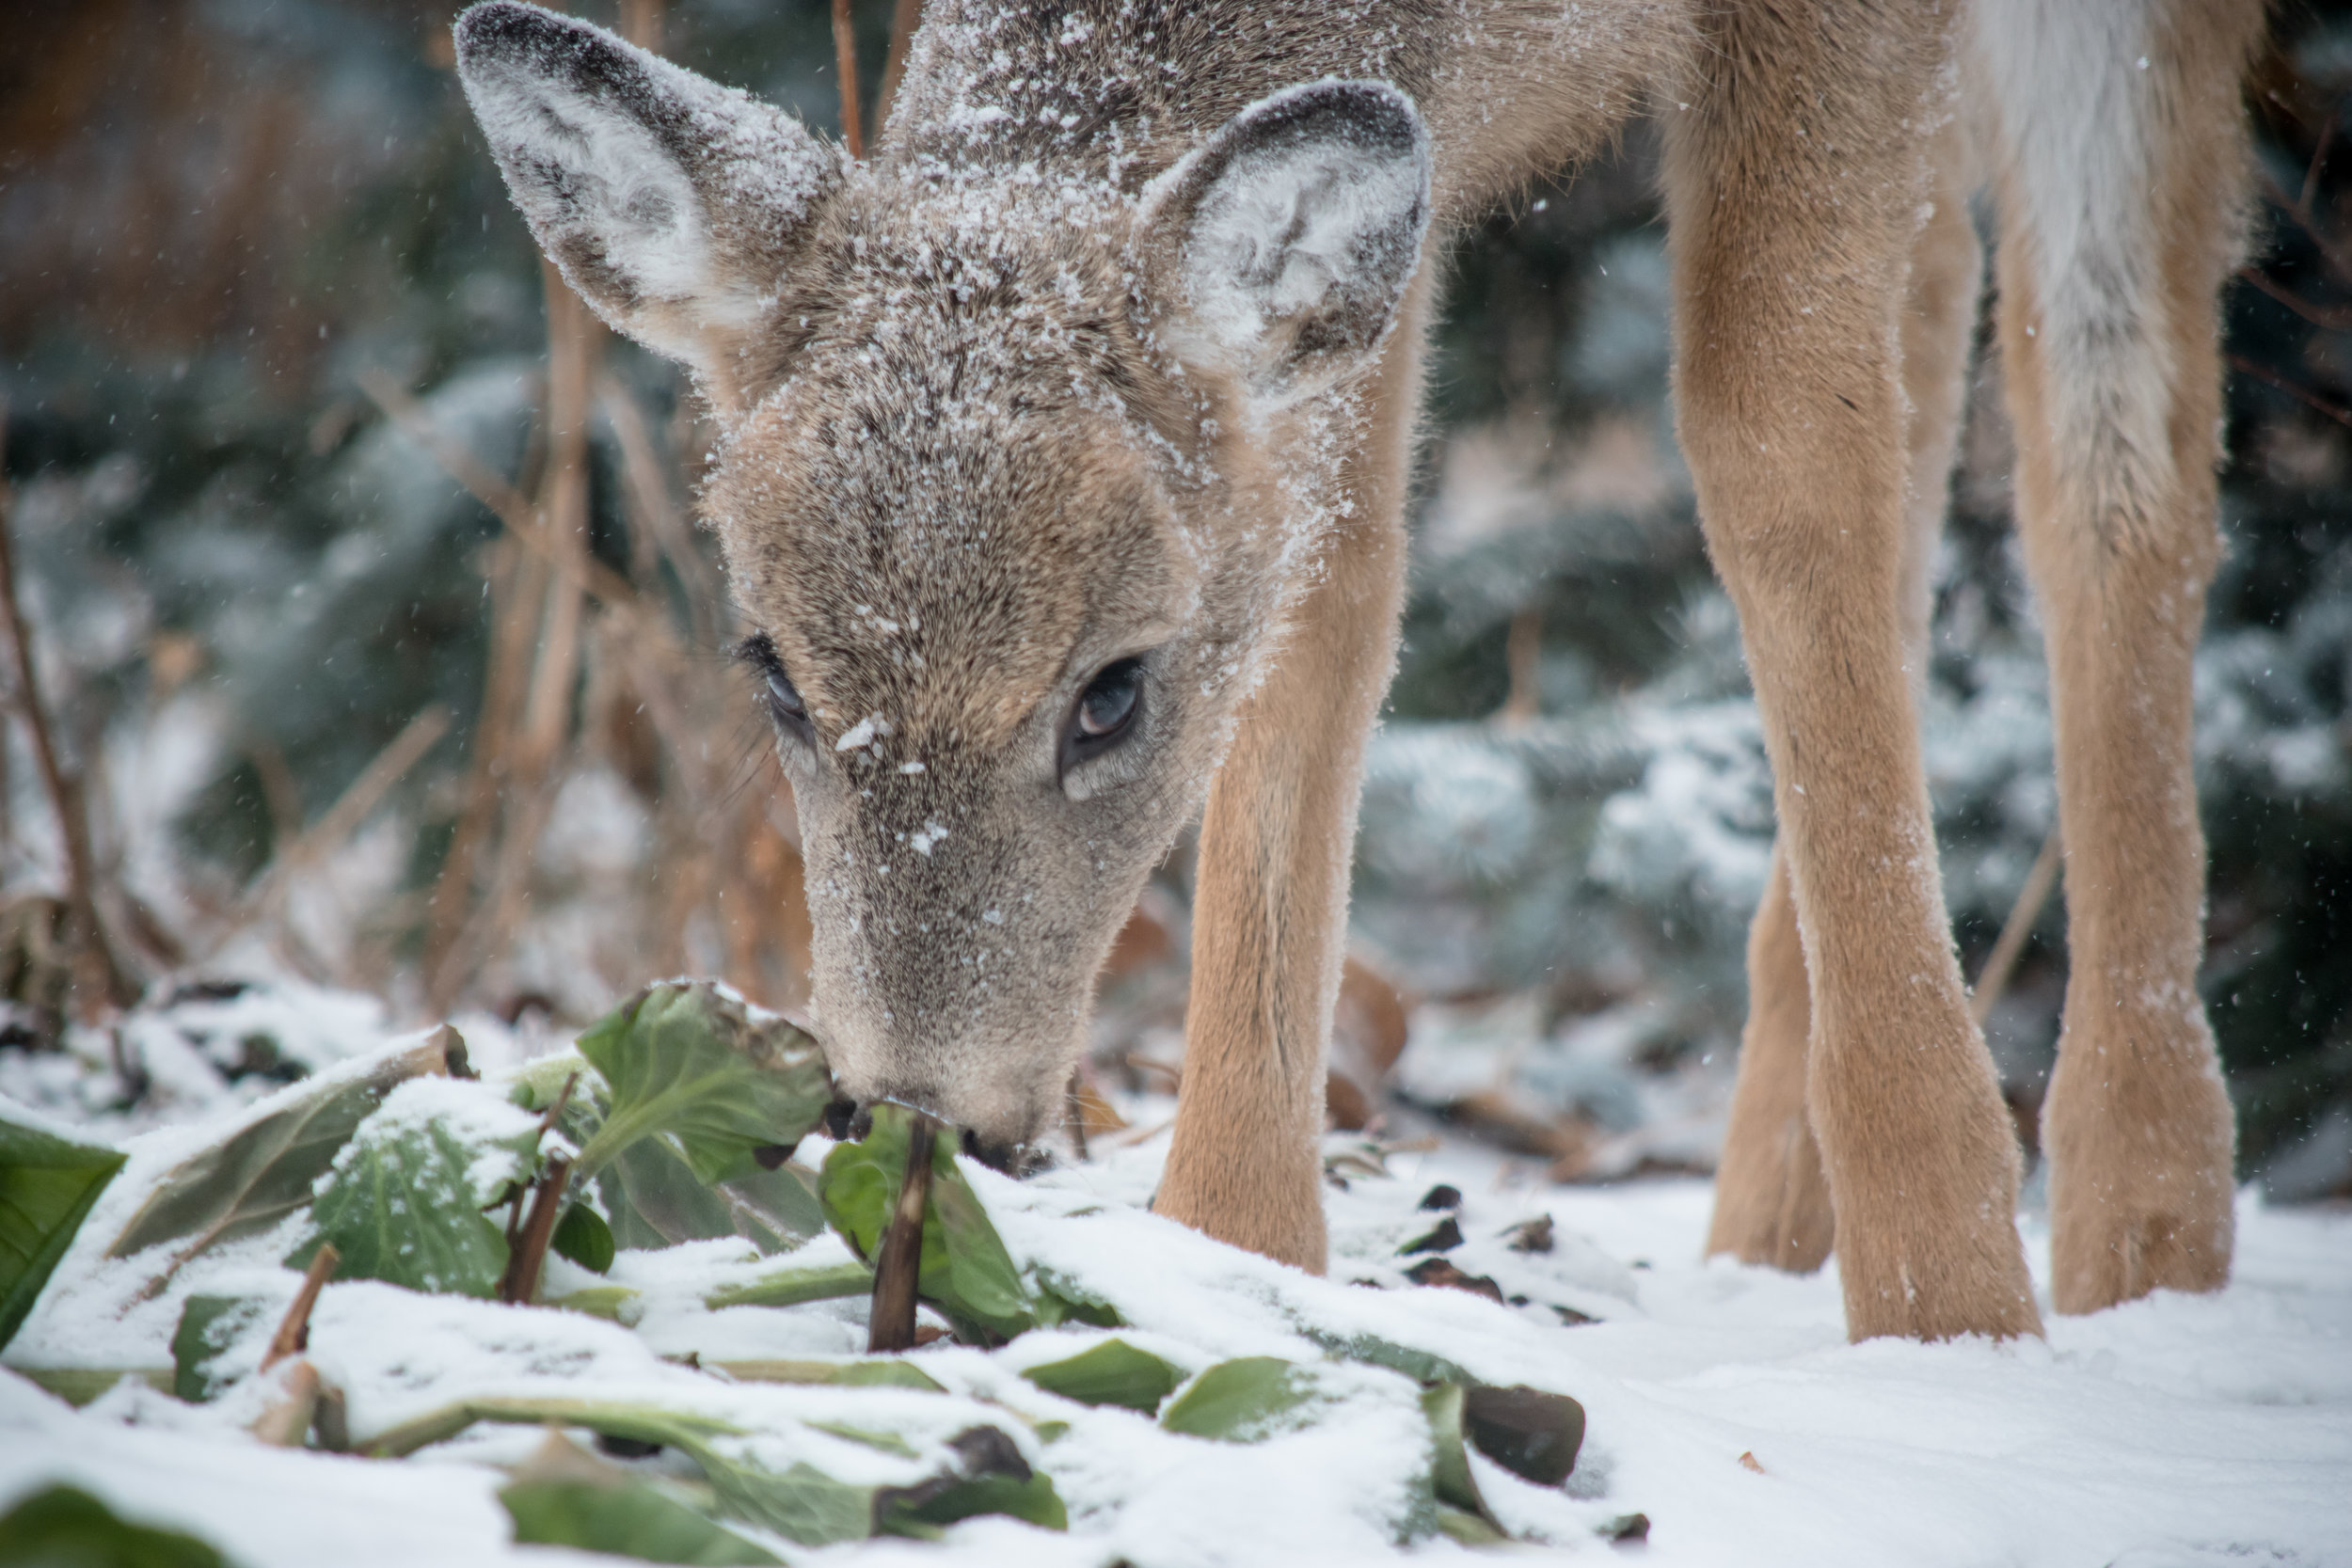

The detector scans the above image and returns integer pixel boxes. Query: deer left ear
[1139,81,1433,401]
[454,1,842,408]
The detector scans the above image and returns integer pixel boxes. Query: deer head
[455,1,1430,1164]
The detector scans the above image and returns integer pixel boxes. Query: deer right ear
[1138,81,1433,404]
[453,1,841,407]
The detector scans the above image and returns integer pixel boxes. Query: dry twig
[832,0,866,160]
[262,1242,341,1372]
[1970,826,2062,1026]
[875,0,925,135]
[0,400,136,1010]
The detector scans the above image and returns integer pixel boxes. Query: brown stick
[618,0,666,54]
[1970,826,2062,1026]
[2234,264,2352,333]
[832,0,865,160]
[262,1242,341,1372]
[874,0,924,136]
[500,1156,573,1306]
[0,401,135,1010]
[866,1115,936,1353]
[1498,607,1543,725]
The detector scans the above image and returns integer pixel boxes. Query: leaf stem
[498,1156,572,1306]
[867,1114,935,1353]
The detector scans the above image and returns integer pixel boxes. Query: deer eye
[738,634,812,741]
[1061,657,1143,777]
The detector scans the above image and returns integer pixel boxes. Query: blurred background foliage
[1,0,2347,1196]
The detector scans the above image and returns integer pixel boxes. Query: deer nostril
[961,1130,1044,1176]
[822,1098,859,1141]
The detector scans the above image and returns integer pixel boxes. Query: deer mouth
[822,1095,1045,1177]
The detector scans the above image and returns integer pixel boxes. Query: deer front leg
[1155,302,1426,1275]
[1668,0,2039,1341]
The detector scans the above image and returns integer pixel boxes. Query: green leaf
[818,1103,1035,1341]
[875,1428,1066,1538]
[703,1259,875,1312]
[572,983,834,1187]
[0,1485,229,1568]
[104,1031,466,1285]
[1420,1383,1490,1522]
[170,1293,268,1402]
[501,1480,780,1566]
[1434,1505,1507,1545]
[1158,1357,1340,1443]
[8,1368,171,1407]
[710,1358,944,1392]
[289,1078,539,1297]
[0,1107,124,1352]
[1298,1326,1474,1388]
[596,1133,825,1258]
[365,1396,1043,1548]
[1020,1339,1184,1412]
[551,1202,615,1273]
[879,1469,1067,1538]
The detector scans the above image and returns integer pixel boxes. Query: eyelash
[737,634,812,740]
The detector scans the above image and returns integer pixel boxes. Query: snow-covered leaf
[365,1394,1055,1546]
[0,1107,124,1351]
[169,1292,268,1402]
[289,1077,541,1298]
[103,1030,466,1281]
[1159,1356,1341,1443]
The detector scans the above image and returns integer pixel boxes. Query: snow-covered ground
[2,984,2347,1568]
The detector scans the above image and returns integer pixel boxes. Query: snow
[6,995,2349,1568]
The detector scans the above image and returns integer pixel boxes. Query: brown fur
[455,0,2262,1340]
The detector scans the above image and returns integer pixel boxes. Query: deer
[452,0,2262,1342]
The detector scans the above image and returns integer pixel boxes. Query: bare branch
[0,400,137,1010]
[262,1242,341,1372]
[2228,352,2352,431]
[833,0,866,160]
[1970,827,2061,1026]
[875,0,925,135]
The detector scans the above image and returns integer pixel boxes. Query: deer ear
[453,1,841,404]
[1141,82,1432,400]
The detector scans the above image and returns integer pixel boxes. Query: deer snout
[825,1085,1050,1175]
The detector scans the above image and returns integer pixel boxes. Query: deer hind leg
[1979,0,2261,1315]
[1669,0,2039,1340]
[1705,124,1983,1275]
